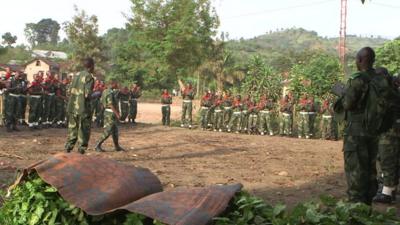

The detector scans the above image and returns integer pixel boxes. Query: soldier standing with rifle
[181,82,195,129]
[95,79,125,152]
[64,58,95,154]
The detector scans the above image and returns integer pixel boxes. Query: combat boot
[12,124,20,132]
[373,193,394,204]
[95,140,105,152]
[113,137,125,152]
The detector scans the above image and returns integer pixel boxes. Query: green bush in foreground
[1,173,399,225]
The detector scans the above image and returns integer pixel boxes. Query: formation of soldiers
[0,69,141,132]
[175,83,337,140]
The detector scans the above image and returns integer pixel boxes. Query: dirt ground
[0,102,398,212]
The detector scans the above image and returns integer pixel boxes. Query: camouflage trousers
[259,111,273,135]
[119,101,129,122]
[207,108,214,128]
[162,105,171,126]
[65,113,92,153]
[91,98,103,127]
[321,115,333,139]
[248,114,258,133]
[223,107,232,128]
[377,130,400,187]
[213,109,224,130]
[297,112,309,137]
[43,94,56,125]
[55,98,66,125]
[241,111,249,132]
[200,107,210,129]
[28,95,42,127]
[98,110,118,144]
[129,99,138,122]
[5,94,19,126]
[280,113,292,135]
[228,111,242,132]
[344,135,378,205]
[17,95,27,123]
[181,101,193,126]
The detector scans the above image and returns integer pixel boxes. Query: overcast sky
[0,0,399,45]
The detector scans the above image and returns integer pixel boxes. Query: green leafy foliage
[376,39,400,75]
[214,192,400,225]
[1,32,17,47]
[240,55,282,101]
[289,53,342,99]
[24,19,61,47]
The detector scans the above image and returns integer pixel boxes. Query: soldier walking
[95,80,125,152]
[181,82,195,128]
[64,58,95,154]
[161,89,172,126]
[129,82,141,124]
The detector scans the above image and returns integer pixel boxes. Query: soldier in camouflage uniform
[92,79,105,127]
[207,90,216,129]
[95,80,125,152]
[227,95,242,133]
[17,73,28,125]
[341,47,389,204]
[320,98,334,140]
[222,91,233,129]
[64,58,95,154]
[43,72,58,127]
[297,94,315,139]
[372,67,400,203]
[279,94,293,136]
[181,83,195,128]
[258,95,275,136]
[55,78,69,127]
[213,94,224,132]
[247,99,259,134]
[27,74,44,129]
[200,90,212,130]
[129,83,142,124]
[240,95,251,133]
[4,71,25,132]
[161,89,172,126]
[118,86,130,123]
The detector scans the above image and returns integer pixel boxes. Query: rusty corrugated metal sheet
[121,184,243,225]
[14,153,242,225]
[22,153,163,215]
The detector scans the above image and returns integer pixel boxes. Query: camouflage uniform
[247,102,259,134]
[297,97,315,139]
[161,91,172,126]
[227,97,242,133]
[213,97,224,131]
[378,128,400,189]
[181,87,195,127]
[55,82,68,127]
[117,89,130,123]
[17,77,28,125]
[320,100,334,140]
[91,82,105,127]
[259,98,275,136]
[65,70,95,154]
[342,70,389,204]
[222,94,233,129]
[27,79,44,129]
[279,97,293,136]
[200,93,213,129]
[240,97,251,133]
[96,87,121,150]
[129,86,141,123]
[43,77,58,126]
[5,75,25,131]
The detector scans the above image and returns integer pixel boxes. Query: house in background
[24,58,60,82]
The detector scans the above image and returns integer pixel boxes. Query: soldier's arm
[84,74,94,99]
[343,77,364,111]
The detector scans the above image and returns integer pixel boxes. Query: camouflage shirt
[66,71,95,116]
[101,88,118,112]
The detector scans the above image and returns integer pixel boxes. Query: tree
[24,19,60,47]
[1,32,17,47]
[289,53,341,99]
[376,39,400,74]
[64,6,107,71]
[112,0,219,89]
[240,56,282,101]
